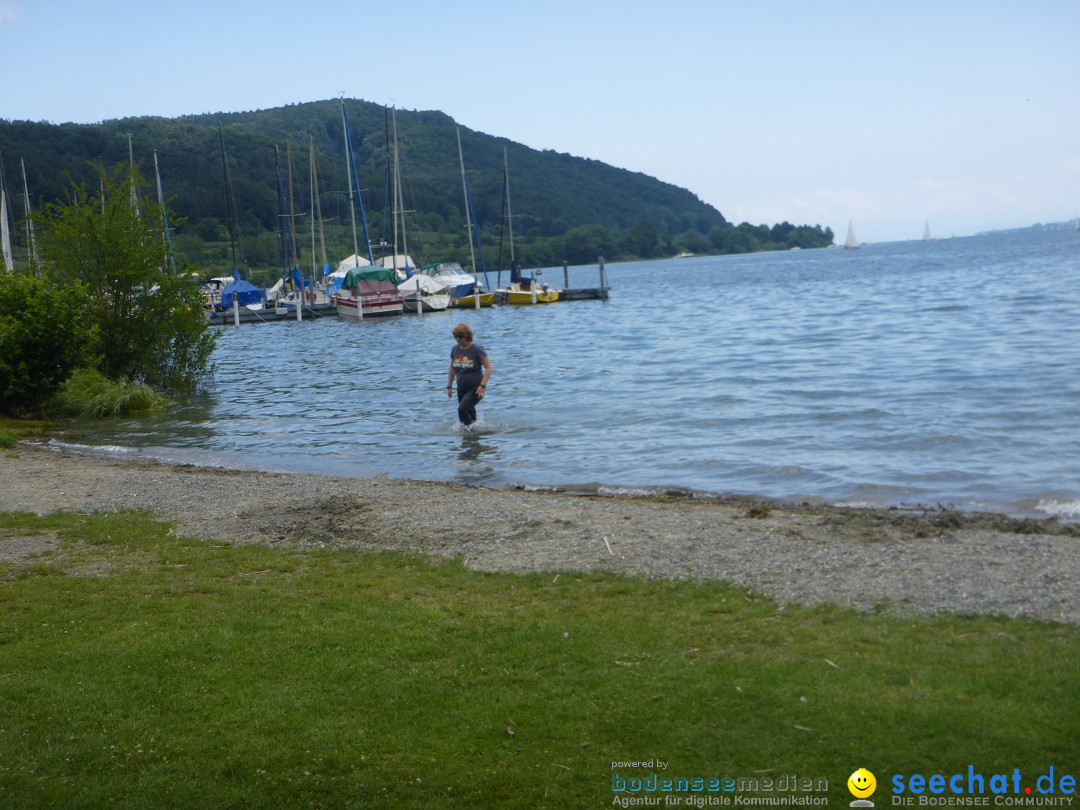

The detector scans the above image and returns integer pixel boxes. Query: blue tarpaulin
[221,269,263,308]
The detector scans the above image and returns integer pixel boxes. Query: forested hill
[0,99,833,277]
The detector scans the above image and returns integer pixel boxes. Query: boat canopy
[336,254,372,273]
[220,268,262,307]
[377,254,416,271]
[343,266,398,287]
[220,278,262,308]
[398,275,450,294]
[422,261,465,274]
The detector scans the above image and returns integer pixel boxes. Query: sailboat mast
[503,147,515,267]
[391,108,411,275]
[381,106,391,261]
[219,127,241,272]
[308,136,328,278]
[20,159,37,265]
[286,141,300,270]
[128,135,141,218]
[457,127,477,275]
[274,145,289,280]
[391,108,400,272]
[153,150,177,274]
[340,99,375,265]
[341,100,361,267]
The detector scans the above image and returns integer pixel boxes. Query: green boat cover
[342,267,398,287]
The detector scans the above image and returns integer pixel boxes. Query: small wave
[1035,499,1080,519]
[46,439,139,458]
[508,481,734,501]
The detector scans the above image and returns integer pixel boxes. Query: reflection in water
[455,433,498,485]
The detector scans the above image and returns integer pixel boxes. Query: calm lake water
[59,227,1080,520]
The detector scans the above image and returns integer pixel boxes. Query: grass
[0,510,1077,809]
[0,417,59,444]
[52,368,171,417]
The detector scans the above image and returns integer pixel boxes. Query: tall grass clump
[53,368,170,417]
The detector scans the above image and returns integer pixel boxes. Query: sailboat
[207,128,267,323]
[494,148,560,304]
[152,150,177,275]
[844,221,861,250]
[0,174,12,273]
[433,126,494,308]
[332,100,403,320]
[379,108,447,314]
[922,221,933,242]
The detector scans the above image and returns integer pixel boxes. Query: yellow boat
[496,282,560,305]
[492,150,560,305]
[449,291,496,308]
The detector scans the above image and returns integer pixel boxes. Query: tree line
[1,99,833,284]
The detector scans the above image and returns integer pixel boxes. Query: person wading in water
[447,323,492,428]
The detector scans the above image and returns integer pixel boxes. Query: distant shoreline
[3,441,1078,624]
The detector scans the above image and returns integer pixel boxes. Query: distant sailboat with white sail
[923,221,932,242]
[844,220,860,250]
[0,154,13,272]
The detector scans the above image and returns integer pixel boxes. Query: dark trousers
[456,381,480,425]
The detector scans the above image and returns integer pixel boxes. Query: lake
[59,227,1080,520]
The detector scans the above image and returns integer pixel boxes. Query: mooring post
[563,260,569,288]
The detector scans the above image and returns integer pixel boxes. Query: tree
[623,220,661,258]
[560,224,619,265]
[674,229,711,255]
[37,164,216,391]
[0,272,93,416]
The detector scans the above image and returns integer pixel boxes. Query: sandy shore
[2,441,1077,623]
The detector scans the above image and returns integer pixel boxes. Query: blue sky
[2,0,1078,243]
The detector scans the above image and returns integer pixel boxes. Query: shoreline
[2,440,1078,624]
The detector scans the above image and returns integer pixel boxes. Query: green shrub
[53,368,170,417]
[38,164,217,391]
[0,272,92,417]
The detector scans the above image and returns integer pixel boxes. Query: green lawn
[1,510,1076,808]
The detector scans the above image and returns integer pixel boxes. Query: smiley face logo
[848,768,877,798]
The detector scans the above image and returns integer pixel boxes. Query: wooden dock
[558,257,610,301]
[560,287,609,301]
[206,302,337,326]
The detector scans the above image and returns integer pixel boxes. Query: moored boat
[453,129,497,308]
[493,148,560,305]
[495,269,560,305]
[398,273,451,313]
[333,266,403,320]
[419,260,493,307]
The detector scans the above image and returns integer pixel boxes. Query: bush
[0,272,92,417]
[38,164,217,390]
[53,368,170,417]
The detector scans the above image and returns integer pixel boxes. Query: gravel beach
[2,441,1077,623]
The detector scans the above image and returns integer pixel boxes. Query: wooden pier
[558,257,610,301]
[206,302,337,326]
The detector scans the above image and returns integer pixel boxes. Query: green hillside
[0,98,833,281]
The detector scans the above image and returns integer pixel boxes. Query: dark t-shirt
[451,343,487,389]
